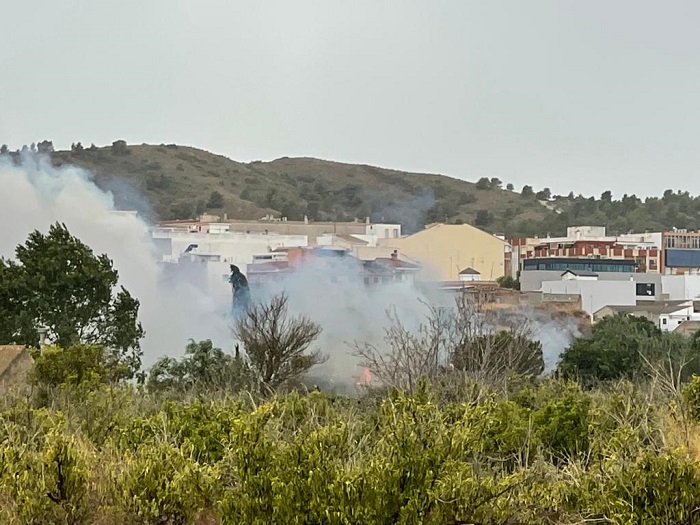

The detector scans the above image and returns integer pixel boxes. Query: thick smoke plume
[0,154,579,388]
[0,154,230,367]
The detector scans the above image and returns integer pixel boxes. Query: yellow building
[380,223,512,281]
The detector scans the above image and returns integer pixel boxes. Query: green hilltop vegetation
[3,140,700,235]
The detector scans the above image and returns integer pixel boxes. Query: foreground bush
[0,380,699,524]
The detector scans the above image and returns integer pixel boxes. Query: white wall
[366,223,401,239]
[660,305,700,331]
[662,274,700,301]
[151,229,307,272]
[540,279,636,317]
[566,226,606,238]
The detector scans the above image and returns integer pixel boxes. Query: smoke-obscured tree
[0,223,144,380]
[0,144,8,155]
[521,185,534,197]
[147,339,253,393]
[37,140,54,154]
[353,305,452,393]
[234,293,324,391]
[207,190,224,209]
[354,294,543,393]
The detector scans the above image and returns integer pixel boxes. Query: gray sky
[2,0,699,198]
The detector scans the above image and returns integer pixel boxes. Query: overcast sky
[2,1,699,198]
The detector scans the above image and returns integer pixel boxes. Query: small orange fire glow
[355,367,372,387]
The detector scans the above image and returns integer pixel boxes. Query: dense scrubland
[4,217,700,524]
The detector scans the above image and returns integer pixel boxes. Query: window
[635,283,655,297]
[662,318,667,325]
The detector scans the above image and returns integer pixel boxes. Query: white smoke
[0,154,230,367]
[249,254,445,393]
[0,153,580,387]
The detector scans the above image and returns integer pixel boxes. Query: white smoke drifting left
[0,154,580,385]
[0,154,231,367]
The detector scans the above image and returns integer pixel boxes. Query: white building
[593,300,700,332]
[540,278,637,319]
[151,228,309,300]
[151,228,308,267]
[458,267,481,282]
[661,274,700,301]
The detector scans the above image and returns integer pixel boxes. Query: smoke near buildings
[0,153,230,368]
[0,153,580,387]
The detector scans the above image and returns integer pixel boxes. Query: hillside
[5,140,700,237]
[47,143,553,236]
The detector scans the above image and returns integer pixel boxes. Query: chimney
[366,217,370,224]
[304,215,309,224]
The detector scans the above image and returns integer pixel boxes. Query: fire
[355,366,372,387]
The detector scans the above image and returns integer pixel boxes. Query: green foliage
[42,143,700,237]
[0,425,92,525]
[558,313,668,384]
[30,344,109,390]
[115,441,213,524]
[682,374,700,421]
[475,177,491,190]
[496,274,520,290]
[207,190,224,208]
[451,330,545,382]
[0,377,700,523]
[474,209,491,226]
[0,223,144,380]
[147,339,253,394]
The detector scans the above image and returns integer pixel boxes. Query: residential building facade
[379,223,512,281]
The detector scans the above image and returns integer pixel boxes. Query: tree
[506,183,514,191]
[147,339,253,393]
[601,190,612,202]
[112,140,128,155]
[474,209,491,227]
[490,177,502,189]
[30,344,110,392]
[354,294,544,392]
[535,188,551,201]
[521,185,534,198]
[496,275,520,290]
[207,190,224,209]
[558,313,667,384]
[475,177,491,190]
[0,223,144,380]
[234,293,324,390]
[0,144,8,155]
[353,304,451,392]
[37,140,54,154]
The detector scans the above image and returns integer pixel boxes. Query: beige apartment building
[380,223,511,281]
